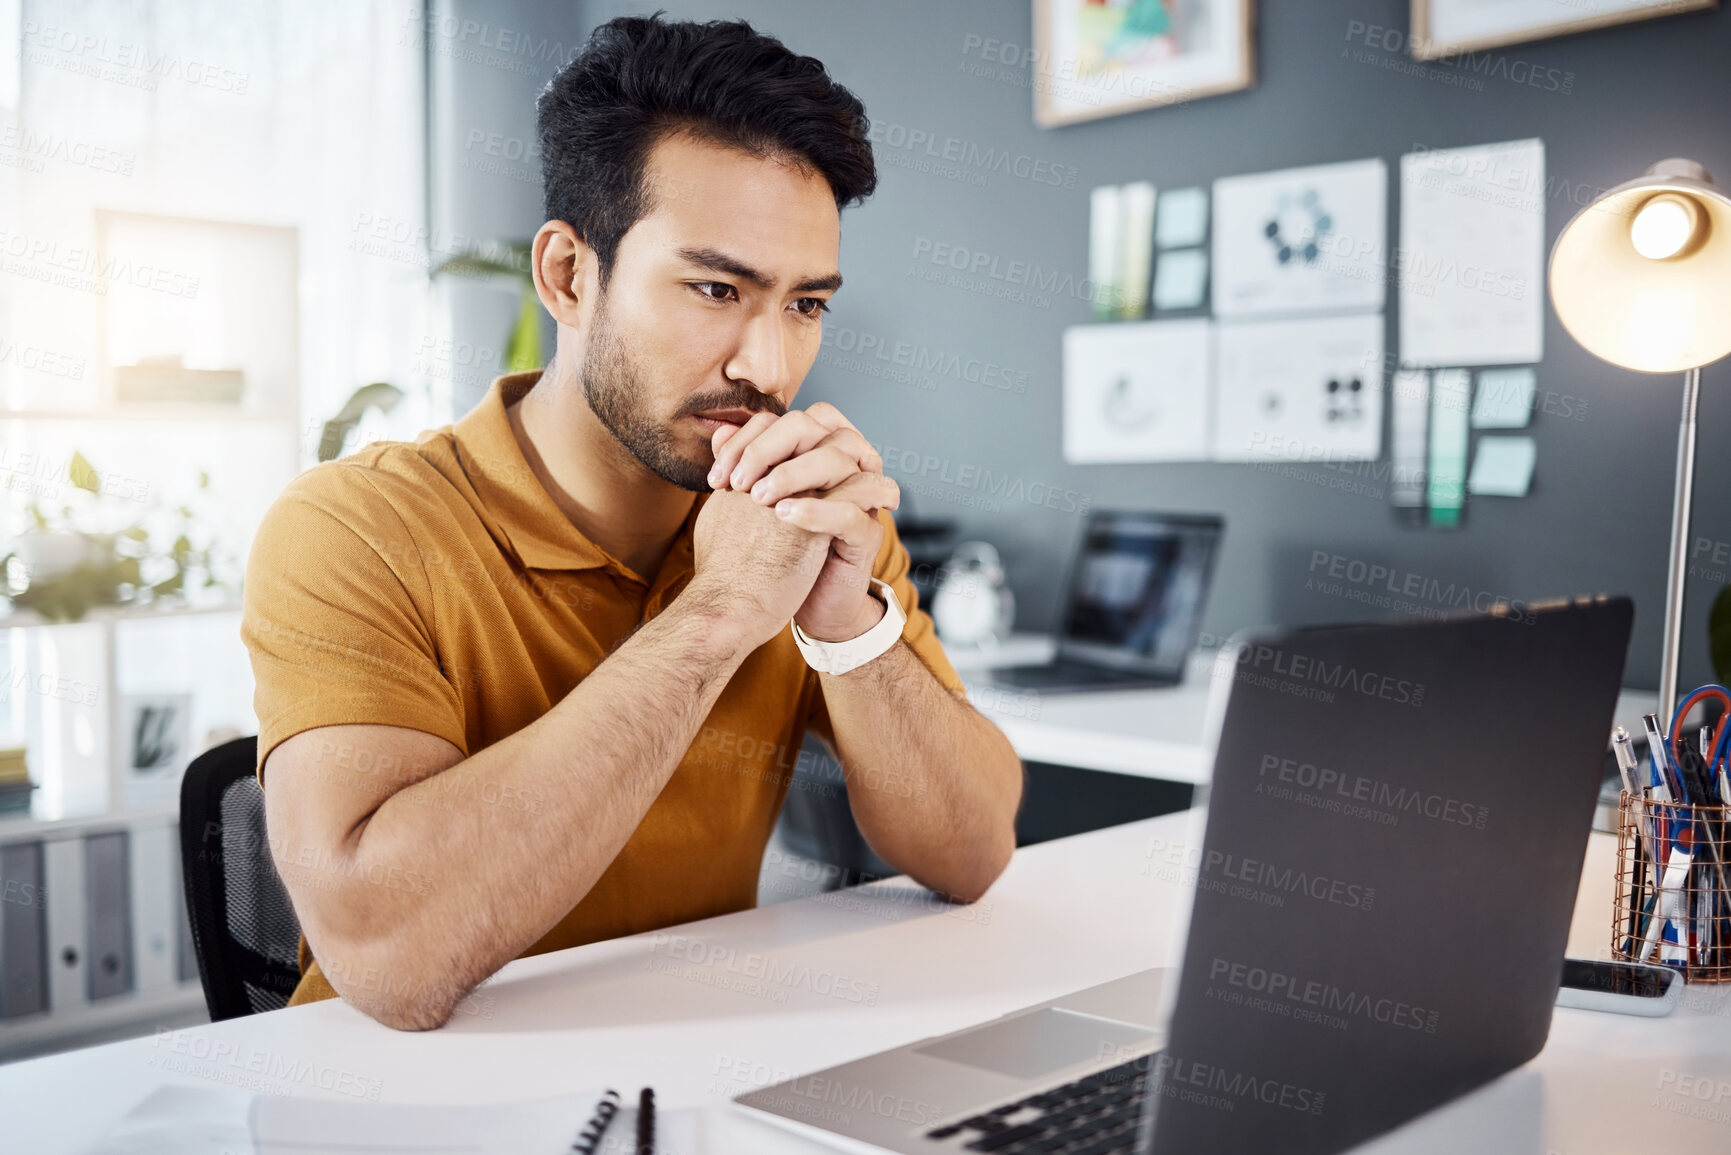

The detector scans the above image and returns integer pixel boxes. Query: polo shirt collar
[451,369,706,579]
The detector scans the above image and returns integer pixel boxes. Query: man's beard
[579,297,783,492]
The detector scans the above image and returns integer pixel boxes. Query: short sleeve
[241,466,467,784]
[805,508,966,750]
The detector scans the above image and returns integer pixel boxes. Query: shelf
[0,981,206,1063]
[0,600,243,630]
[0,803,178,844]
[0,408,295,423]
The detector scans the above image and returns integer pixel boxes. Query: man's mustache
[682,394,787,419]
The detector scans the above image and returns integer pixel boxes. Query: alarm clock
[932,541,1015,648]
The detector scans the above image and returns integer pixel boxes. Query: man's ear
[530,220,596,329]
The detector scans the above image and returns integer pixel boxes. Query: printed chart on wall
[1399,139,1545,366]
[1212,313,1384,462]
[1212,158,1387,318]
[1063,319,1213,463]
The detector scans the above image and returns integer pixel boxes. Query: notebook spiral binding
[571,1089,621,1154]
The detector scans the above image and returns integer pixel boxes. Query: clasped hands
[705,402,900,643]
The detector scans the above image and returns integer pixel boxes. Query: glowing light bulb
[1630,194,1700,260]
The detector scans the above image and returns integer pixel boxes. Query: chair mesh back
[179,736,304,1020]
[219,777,301,1012]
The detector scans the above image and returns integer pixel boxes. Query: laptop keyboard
[921,1054,1154,1153]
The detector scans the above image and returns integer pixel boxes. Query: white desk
[944,634,1660,790]
[3,813,1728,1154]
[945,635,1217,784]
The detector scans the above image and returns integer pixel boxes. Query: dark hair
[537,13,877,283]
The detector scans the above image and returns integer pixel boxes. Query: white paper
[1211,314,1384,462]
[1211,158,1387,319]
[1399,139,1545,367]
[1468,435,1537,497]
[1390,368,1429,509]
[1156,186,1209,249]
[1063,320,1212,463]
[1471,367,1536,429]
[1153,249,1208,311]
[88,1086,254,1154]
[90,1085,607,1155]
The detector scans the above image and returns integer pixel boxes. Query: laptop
[737,595,1634,1154]
[984,511,1223,694]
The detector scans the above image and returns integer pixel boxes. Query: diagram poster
[1212,157,1388,319]
[1063,319,1213,463]
[1212,313,1384,462]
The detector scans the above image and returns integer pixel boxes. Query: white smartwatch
[791,578,907,676]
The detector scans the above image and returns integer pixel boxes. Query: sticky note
[1468,435,1537,497]
[1471,367,1536,429]
[1156,187,1209,249]
[1153,249,1208,311]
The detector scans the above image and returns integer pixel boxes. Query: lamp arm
[1659,365,1702,723]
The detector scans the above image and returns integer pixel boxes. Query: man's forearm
[818,642,1021,901]
[318,594,750,1026]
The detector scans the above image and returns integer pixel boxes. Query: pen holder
[1612,791,1731,982]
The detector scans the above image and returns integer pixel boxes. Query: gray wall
[427,0,572,415]
[456,0,1731,693]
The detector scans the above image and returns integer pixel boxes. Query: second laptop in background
[985,510,1223,694]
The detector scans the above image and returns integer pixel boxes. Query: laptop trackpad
[914,1008,1158,1080]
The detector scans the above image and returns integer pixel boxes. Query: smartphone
[1555,958,1681,1017]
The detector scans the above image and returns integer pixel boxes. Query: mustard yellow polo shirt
[240,369,965,1006]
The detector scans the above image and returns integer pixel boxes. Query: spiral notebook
[88,1085,701,1155]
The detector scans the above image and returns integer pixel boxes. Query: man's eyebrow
[676,247,842,294]
[793,271,843,293]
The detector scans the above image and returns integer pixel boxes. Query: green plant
[432,242,543,373]
[0,452,228,623]
[318,381,403,462]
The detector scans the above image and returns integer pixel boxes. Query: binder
[85,831,133,1001]
[0,840,48,1019]
[129,821,179,994]
[42,835,88,1011]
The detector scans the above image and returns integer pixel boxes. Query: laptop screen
[1056,511,1223,676]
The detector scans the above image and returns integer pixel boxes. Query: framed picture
[1033,0,1255,128]
[1411,0,1716,60]
[122,693,193,807]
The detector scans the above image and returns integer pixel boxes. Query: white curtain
[1,0,432,542]
[0,0,431,775]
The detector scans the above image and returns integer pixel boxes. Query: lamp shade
[1549,159,1731,373]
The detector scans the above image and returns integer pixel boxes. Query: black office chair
[775,732,897,886]
[178,735,304,1020]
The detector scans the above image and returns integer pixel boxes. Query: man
[242,14,1022,1031]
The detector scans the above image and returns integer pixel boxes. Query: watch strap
[791,578,907,676]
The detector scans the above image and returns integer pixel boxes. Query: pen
[1612,726,1654,944]
[1642,713,1677,886]
[1644,713,1679,803]
[1612,726,1640,796]
[637,1087,656,1155]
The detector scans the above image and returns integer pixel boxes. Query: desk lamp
[1549,158,1731,721]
